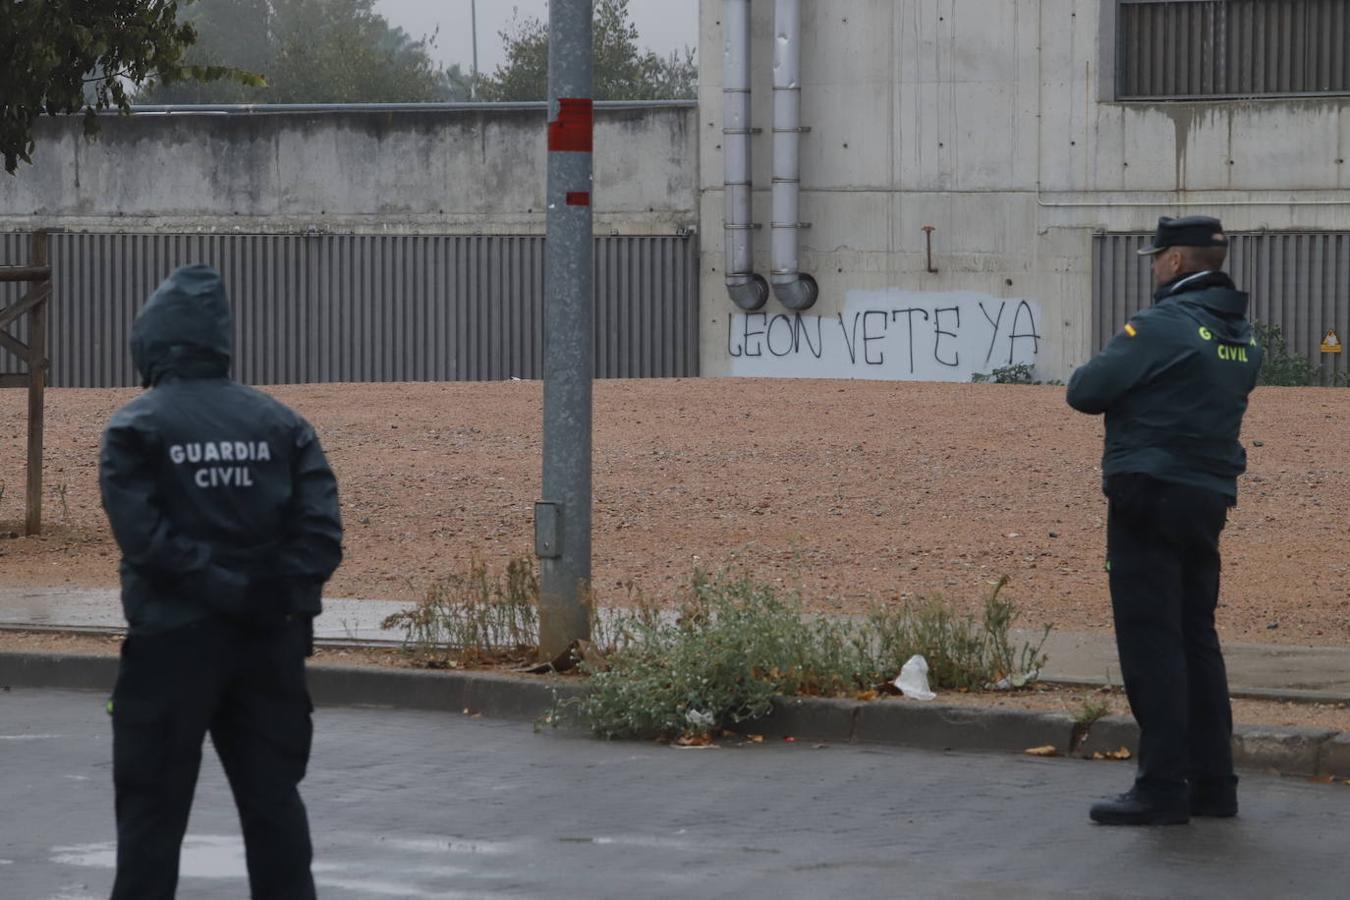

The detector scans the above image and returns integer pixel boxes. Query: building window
[1116,0,1350,100]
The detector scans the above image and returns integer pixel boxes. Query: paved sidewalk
[4,587,1350,700]
[0,587,407,643]
[1029,629,1350,701]
[3,687,1348,900]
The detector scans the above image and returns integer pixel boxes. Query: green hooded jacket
[99,265,344,635]
[1066,271,1263,500]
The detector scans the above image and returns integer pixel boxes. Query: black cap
[1137,216,1229,256]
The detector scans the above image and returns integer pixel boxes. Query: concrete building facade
[6,1,1350,384]
[697,0,1350,381]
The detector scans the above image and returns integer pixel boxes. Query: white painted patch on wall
[727,291,1043,382]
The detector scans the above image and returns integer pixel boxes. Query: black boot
[1090,789,1189,826]
[1189,778,1238,818]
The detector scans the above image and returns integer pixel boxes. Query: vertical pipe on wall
[723,0,769,310]
[770,0,818,311]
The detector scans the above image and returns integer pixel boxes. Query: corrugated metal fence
[1093,232,1350,384]
[1117,0,1350,99]
[0,232,699,387]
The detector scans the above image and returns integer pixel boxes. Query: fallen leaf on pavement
[1024,745,1060,757]
[675,732,714,748]
[1092,747,1132,761]
[855,690,879,702]
[745,734,765,744]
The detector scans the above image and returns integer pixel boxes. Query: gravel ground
[3,380,1348,645]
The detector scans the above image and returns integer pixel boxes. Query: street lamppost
[469,0,479,100]
[536,0,594,660]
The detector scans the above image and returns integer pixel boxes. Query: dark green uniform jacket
[99,265,344,635]
[1066,271,1263,500]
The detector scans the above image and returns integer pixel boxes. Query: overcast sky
[374,1,700,74]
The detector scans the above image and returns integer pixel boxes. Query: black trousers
[109,616,316,900]
[1106,474,1237,802]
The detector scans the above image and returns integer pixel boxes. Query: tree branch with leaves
[479,0,697,102]
[0,0,259,173]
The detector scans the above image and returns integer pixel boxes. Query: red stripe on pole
[566,192,591,207]
[548,98,594,153]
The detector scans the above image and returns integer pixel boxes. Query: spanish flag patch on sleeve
[1124,323,1138,338]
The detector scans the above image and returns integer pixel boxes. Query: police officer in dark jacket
[1068,216,1261,826]
[99,264,343,897]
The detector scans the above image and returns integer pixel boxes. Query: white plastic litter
[989,670,1040,691]
[894,654,937,701]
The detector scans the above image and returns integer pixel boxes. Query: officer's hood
[131,265,233,388]
[1158,270,1253,344]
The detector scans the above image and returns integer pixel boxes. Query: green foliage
[479,0,697,102]
[138,0,450,104]
[972,363,1037,385]
[559,573,1050,742]
[866,576,1050,692]
[1253,321,1318,387]
[0,0,258,173]
[382,557,1050,743]
[381,556,539,666]
[1074,697,1111,730]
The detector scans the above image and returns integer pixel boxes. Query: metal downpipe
[723,0,769,311]
[770,0,818,311]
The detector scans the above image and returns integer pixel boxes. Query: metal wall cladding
[0,232,34,374]
[1093,232,1350,385]
[0,232,699,388]
[1118,0,1350,99]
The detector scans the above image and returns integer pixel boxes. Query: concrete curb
[0,651,583,721]
[2,651,1345,778]
[1044,676,1350,707]
[307,665,582,720]
[0,651,118,692]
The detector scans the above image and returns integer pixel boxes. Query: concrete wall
[697,0,1350,381]
[0,104,699,236]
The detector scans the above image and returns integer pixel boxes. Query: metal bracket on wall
[922,226,939,274]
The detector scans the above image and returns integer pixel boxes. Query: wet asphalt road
[2,688,1347,900]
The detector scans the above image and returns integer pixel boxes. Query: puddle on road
[556,833,779,855]
[0,734,70,741]
[51,832,524,898]
[376,836,517,856]
[51,835,245,879]
[311,874,483,898]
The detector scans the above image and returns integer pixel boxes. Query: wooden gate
[0,231,51,535]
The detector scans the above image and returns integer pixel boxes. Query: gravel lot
[3,380,1348,645]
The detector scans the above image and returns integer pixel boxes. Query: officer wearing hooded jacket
[1068,217,1261,827]
[100,265,343,898]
